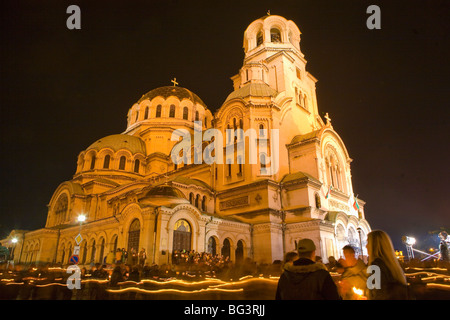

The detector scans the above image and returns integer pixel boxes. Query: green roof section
[225,82,278,102]
[290,130,321,145]
[172,176,211,190]
[87,134,146,154]
[281,171,321,185]
[137,86,207,108]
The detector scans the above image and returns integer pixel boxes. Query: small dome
[141,184,189,207]
[137,86,208,109]
[86,134,146,154]
[146,185,186,199]
[225,82,278,102]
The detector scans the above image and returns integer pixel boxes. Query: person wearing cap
[275,238,340,300]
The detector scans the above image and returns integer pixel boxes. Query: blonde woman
[366,230,408,300]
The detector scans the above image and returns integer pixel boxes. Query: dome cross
[171,78,179,86]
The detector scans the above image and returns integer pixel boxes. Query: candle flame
[352,287,363,296]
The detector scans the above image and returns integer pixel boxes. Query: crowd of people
[1,230,448,300]
[276,230,450,300]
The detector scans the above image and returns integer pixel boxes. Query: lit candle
[352,287,367,300]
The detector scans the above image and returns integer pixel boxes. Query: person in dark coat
[276,238,341,300]
[110,265,124,287]
[366,230,408,300]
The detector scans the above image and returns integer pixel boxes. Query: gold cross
[324,112,331,124]
[171,78,178,86]
[267,10,271,15]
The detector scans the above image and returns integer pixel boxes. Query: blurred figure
[438,232,449,262]
[110,265,124,287]
[338,245,368,300]
[366,230,408,300]
[283,251,299,268]
[326,256,339,272]
[276,239,340,300]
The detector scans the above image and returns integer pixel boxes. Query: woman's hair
[367,230,407,285]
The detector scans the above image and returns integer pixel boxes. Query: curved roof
[137,86,208,108]
[86,134,146,154]
[225,82,278,102]
[145,185,186,199]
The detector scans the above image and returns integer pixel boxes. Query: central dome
[137,86,207,108]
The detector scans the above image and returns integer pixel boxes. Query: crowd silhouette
[1,230,449,300]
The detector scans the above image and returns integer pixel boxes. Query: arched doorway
[222,238,231,259]
[173,219,192,252]
[235,240,244,264]
[127,219,141,256]
[207,236,217,256]
[99,238,105,264]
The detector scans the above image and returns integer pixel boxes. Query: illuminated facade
[2,14,371,266]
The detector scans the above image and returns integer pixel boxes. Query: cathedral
[2,14,371,266]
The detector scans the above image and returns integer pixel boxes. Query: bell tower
[233,14,321,132]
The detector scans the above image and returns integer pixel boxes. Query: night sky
[1,0,448,251]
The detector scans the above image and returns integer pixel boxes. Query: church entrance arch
[235,240,244,264]
[207,236,217,256]
[127,219,141,256]
[222,238,231,259]
[173,219,192,252]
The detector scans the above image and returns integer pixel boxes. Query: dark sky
[1,0,449,251]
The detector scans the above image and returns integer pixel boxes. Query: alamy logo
[366,265,381,289]
[170,122,279,175]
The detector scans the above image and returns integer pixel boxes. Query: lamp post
[356,227,363,259]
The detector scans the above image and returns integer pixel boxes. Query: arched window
[222,238,231,259]
[183,107,189,120]
[270,28,281,43]
[134,159,140,173]
[103,155,111,169]
[256,30,264,46]
[99,238,105,264]
[119,156,126,170]
[169,104,176,118]
[135,111,139,122]
[259,124,265,137]
[90,155,96,170]
[207,237,217,255]
[195,194,200,208]
[128,219,141,255]
[237,155,243,175]
[156,105,162,118]
[235,240,244,264]
[260,153,267,173]
[202,196,207,211]
[81,241,87,264]
[189,192,194,205]
[54,193,68,225]
[90,240,96,263]
[195,111,199,121]
[173,219,191,252]
[144,106,149,119]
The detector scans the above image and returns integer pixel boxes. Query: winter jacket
[340,259,368,299]
[275,258,341,300]
[367,258,408,300]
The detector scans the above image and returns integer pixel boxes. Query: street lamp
[77,214,86,223]
[356,227,363,258]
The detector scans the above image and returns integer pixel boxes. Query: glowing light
[106,287,244,294]
[11,238,18,244]
[352,287,363,296]
[77,214,86,222]
[402,236,416,246]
